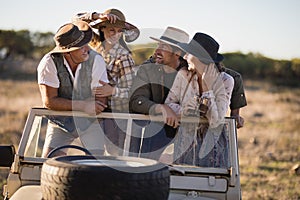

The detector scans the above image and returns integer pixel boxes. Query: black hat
[51,23,92,53]
[178,32,224,63]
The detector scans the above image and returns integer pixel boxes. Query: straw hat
[51,23,92,53]
[72,20,93,40]
[90,8,140,43]
[150,26,189,49]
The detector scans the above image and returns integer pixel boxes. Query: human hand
[231,114,244,129]
[159,104,180,128]
[83,100,106,115]
[93,80,115,98]
[99,13,119,23]
[202,63,219,91]
[235,115,245,129]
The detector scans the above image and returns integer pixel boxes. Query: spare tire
[41,155,170,200]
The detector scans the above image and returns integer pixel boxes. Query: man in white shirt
[37,21,108,157]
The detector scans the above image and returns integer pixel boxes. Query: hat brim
[178,42,224,63]
[90,19,140,43]
[215,54,224,63]
[50,28,93,54]
[149,37,181,49]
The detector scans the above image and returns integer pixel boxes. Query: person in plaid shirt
[73,8,139,155]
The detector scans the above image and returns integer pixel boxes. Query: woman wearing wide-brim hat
[164,32,234,167]
[73,8,139,156]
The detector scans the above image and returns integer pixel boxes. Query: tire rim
[71,159,147,167]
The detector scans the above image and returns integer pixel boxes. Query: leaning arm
[39,84,105,115]
[39,84,85,111]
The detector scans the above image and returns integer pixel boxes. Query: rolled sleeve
[37,53,59,88]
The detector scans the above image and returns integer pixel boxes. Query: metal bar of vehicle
[0,107,241,200]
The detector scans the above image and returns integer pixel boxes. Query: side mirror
[0,145,15,167]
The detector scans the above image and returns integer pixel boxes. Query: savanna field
[0,65,299,200]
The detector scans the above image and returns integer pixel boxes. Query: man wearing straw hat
[129,26,189,159]
[37,22,109,157]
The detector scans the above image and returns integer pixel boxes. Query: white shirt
[37,52,108,89]
[165,69,234,128]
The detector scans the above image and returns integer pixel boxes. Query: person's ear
[174,50,182,57]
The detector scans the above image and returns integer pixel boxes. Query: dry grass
[0,80,42,145]
[0,78,299,199]
[238,80,300,200]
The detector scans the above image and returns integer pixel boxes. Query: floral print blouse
[165,69,234,128]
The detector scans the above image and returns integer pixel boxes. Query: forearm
[72,12,95,23]
[43,96,86,112]
[95,97,108,107]
[230,109,240,116]
[164,91,181,115]
[39,84,104,115]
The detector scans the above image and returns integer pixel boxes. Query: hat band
[160,36,180,46]
[61,32,84,49]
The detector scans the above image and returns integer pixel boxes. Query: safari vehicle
[0,107,241,200]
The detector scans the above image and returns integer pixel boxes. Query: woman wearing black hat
[164,32,234,167]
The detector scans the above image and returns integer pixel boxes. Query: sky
[1,0,300,60]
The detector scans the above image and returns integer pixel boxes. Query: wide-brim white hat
[150,26,189,49]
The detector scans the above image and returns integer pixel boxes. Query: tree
[0,29,34,58]
[31,31,55,58]
[291,58,300,77]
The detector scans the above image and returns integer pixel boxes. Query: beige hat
[150,27,189,49]
[90,8,140,43]
[51,23,92,53]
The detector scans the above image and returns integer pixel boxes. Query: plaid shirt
[96,43,134,112]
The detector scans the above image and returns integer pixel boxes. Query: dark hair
[170,45,189,71]
[170,45,185,57]
[215,62,225,72]
[177,56,188,71]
